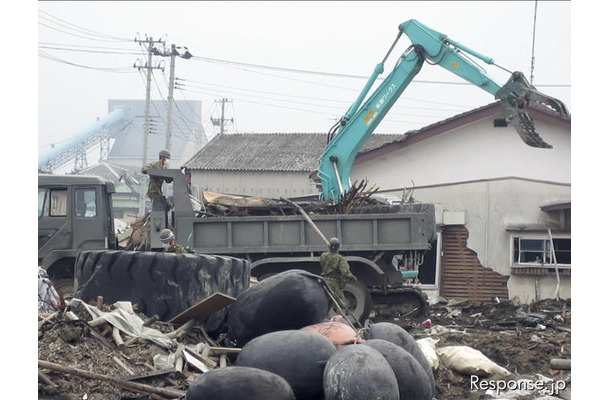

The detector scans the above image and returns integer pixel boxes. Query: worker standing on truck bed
[142,149,172,212]
[320,237,357,307]
[159,228,193,253]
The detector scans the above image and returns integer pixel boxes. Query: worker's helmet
[159,149,171,159]
[329,237,340,252]
[159,228,175,244]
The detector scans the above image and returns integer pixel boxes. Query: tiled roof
[184,133,404,172]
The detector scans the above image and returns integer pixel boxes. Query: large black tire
[256,270,373,325]
[74,250,250,332]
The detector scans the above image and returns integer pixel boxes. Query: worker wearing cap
[320,237,357,305]
[142,149,172,211]
[159,228,192,253]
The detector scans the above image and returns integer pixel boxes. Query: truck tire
[342,280,373,324]
[74,250,250,332]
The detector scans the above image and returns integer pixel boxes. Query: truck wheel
[74,250,250,332]
[342,280,373,323]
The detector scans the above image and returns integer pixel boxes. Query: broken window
[512,236,571,267]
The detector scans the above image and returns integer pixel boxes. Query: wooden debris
[184,346,217,368]
[112,356,135,375]
[88,324,117,350]
[219,354,228,369]
[168,292,235,325]
[96,296,104,309]
[209,346,241,354]
[38,359,185,399]
[126,369,175,382]
[112,326,125,347]
[550,358,571,370]
[38,370,58,388]
[166,319,196,340]
[38,311,59,330]
[182,348,212,373]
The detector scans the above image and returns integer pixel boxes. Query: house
[183,101,571,303]
[184,133,403,198]
[350,102,571,303]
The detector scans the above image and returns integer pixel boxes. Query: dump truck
[37,169,436,323]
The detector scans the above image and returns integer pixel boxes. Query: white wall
[352,117,570,189]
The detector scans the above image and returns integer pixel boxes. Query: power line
[39,9,132,42]
[38,50,135,73]
[191,54,570,88]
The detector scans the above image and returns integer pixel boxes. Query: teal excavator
[317,19,570,202]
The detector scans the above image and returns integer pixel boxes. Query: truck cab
[38,173,117,294]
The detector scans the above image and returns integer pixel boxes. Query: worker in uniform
[142,149,172,212]
[320,237,357,307]
[159,228,193,253]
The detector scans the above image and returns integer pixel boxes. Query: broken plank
[112,356,135,375]
[184,347,217,369]
[38,370,58,387]
[126,369,175,382]
[183,348,212,373]
[39,359,185,399]
[209,346,241,354]
[166,319,196,339]
[168,292,236,325]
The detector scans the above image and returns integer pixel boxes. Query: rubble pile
[38,288,571,400]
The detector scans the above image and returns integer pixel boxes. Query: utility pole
[134,35,164,216]
[210,98,233,135]
[165,45,177,152]
[163,44,191,152]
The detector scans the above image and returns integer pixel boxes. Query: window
[38,188,47,218]
[41,189,67,217]
[75,188,97,217]
[512,236,571,266]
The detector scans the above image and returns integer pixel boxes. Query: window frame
[510,233,571,269]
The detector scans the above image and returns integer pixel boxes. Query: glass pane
[38,188,47,217]
[520,239,544,251]
[75,189,97,217]
[50,190,67,216]
[553,239,571,251]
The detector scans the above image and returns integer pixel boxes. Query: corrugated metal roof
[184,133,404,172]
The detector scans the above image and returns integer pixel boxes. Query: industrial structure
[38,99,206,174]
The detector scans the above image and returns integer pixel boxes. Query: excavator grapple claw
[496,71,569,149]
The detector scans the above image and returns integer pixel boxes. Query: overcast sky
[37,1,571,161]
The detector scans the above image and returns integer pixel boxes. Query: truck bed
[179,203,435,255]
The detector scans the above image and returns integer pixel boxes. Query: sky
[36,1,572,165]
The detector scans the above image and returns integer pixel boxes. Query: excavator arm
[317,19,569,202]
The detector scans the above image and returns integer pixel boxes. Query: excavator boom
[317,19,569,202]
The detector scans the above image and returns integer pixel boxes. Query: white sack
[437,345,511,377]
[417,337,440,370]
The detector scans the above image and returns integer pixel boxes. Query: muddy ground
[38,297,571,400]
